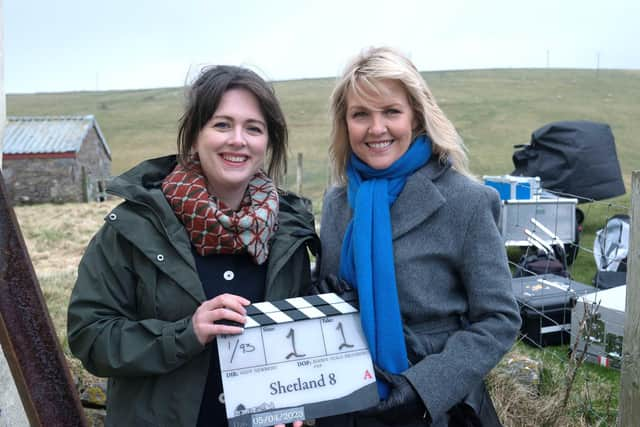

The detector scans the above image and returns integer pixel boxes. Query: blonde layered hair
[329,47,472,184]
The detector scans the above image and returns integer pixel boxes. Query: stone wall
[3,126,112,205]
[76,127,112,202]
[3,157,82,204]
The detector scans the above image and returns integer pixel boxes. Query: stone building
[1,115,111,204]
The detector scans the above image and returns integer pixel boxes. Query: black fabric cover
[512,121,625,202]
[592,271,626,289]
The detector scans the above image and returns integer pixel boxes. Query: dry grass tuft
[13,198,620,426]
[15,199,120,276]
[488,344,618,426]
[489,356,576,426]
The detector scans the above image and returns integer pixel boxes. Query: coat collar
[108,156,199,267]
[108,155,318,303]
[390,157,448,239]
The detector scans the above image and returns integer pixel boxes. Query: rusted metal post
[619,170,640,425]
[0,170,87,426]
[0,0,5,170]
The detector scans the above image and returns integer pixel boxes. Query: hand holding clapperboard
[216,291,379,427]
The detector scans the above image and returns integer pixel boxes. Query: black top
[193,248,267,427]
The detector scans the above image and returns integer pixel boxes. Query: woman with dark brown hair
[68,65,316,427]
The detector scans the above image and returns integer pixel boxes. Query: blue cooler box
[484,175,540,200]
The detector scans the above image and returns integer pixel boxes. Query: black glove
[361,366,430,425]
[310,274,353,295]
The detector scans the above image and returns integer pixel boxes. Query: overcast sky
[4,0,639,94]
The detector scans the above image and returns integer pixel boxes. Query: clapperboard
[216,291,378,427]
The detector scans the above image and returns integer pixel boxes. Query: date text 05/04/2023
[270,373,337,395]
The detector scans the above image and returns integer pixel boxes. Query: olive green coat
[68,156,319,427]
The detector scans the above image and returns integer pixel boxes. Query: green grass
[514,342,620,425]
[8,69,638,425]
[25,227,72,244]
[9,68,637,284]
[38,271,78,346]
[9,69,639,214]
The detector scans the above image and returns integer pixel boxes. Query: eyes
[247,125,264,134]
[212,120,265,135]
[212,121,230,130]
[349,108,402,120]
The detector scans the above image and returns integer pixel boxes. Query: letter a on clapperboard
[364,370,373,380]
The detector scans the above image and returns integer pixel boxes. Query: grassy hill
[8,69,637,425]
[8,69,640,211]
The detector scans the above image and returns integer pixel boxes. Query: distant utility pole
[596,52,601,79]
[546,49,550,68]
[0,0,5,170]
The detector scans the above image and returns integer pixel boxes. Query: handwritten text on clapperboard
[217,293,379,427]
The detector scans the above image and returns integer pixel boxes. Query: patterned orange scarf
[161,160,279,265]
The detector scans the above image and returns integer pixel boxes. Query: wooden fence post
[296,152,303,195]
[81,166,89,203]
[619,170,640,425]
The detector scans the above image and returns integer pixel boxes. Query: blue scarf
[339,136,432,399]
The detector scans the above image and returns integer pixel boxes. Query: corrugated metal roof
[3,115,111,158]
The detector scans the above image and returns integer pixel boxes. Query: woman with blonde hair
[317,47,520,426]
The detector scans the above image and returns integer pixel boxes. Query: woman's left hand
[361,367,427,424]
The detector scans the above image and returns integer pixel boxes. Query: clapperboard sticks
[219,291,359,329]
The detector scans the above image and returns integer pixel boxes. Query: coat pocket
[405,317,463,364]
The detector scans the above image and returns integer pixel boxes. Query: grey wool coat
[317,158,521,427]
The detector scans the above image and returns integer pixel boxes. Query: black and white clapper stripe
[242,291,359,329]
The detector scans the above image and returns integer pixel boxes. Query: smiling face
[345,79,416,170]
[194,88,268,208]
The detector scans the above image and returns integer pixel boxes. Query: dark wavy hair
[177,65,288,184]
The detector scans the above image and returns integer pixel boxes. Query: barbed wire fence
[498,186,632,426]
